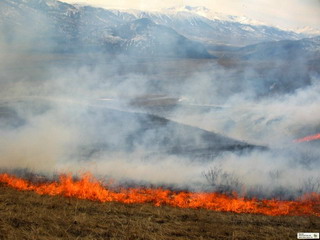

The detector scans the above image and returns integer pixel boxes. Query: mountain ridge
[1,0,315,57]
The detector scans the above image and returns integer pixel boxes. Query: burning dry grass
[0,173,320,240]
[0,183,319,240]
[1,173,319,217]
[295,133,320,143]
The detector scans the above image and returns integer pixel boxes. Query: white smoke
[0,0,319,199]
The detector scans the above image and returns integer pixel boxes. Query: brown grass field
[0,183,319,240]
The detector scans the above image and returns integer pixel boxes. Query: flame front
[295,133,320,143]
[0,173,319,216]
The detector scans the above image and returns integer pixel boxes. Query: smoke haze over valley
[1,0,320,199]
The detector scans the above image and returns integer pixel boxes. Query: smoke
[0,108,76,172]
[172,76,320,145]
[0,0,319,199]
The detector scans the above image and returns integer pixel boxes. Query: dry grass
[0,183,319,240]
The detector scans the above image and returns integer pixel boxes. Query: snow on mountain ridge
[119,5,318,37]
[1,0,312,49]
[294,26,320,36]
[106,7,304,46]
[162,5,266,26]
[109,6,265,26]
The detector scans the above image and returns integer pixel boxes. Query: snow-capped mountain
[0,0,212,57]
[110,6,305,46]
[0,0,316,56]
[164,5,266,26]
[294,26,320,36]
[107,18,212,58]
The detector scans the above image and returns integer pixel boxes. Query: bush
[203,166,243,195]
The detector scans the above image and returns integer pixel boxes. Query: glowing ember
[0,173,319,216]
[295,133,320,143]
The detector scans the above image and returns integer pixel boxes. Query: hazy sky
[62,0,320,29]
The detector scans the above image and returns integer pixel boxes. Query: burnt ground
[0,183,319,240]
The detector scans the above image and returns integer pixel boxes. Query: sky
[62,0,320,30]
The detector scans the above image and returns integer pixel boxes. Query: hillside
[0,98,260,164]
[0,183,319,240]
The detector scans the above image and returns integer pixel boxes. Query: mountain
[109,18,212,58]
[0,0,81,51]
[0,0,311,56]
[213,36,320,96]
[0,0,212,57]
[111,6,305,46]
[165,6,266,25]
[235,36,320,60]
[294,26,320,36]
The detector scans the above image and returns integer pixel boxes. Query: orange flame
[295,133,320,143]
[0,173,319,216]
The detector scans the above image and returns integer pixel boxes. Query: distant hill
[0,99,262,161]
[236,36,320,60]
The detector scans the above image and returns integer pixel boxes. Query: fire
[0,173,319,216]
[295,133,320,143]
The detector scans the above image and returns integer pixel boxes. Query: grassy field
[0,183,319,240]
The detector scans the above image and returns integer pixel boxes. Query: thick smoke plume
[0,0,319,199]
